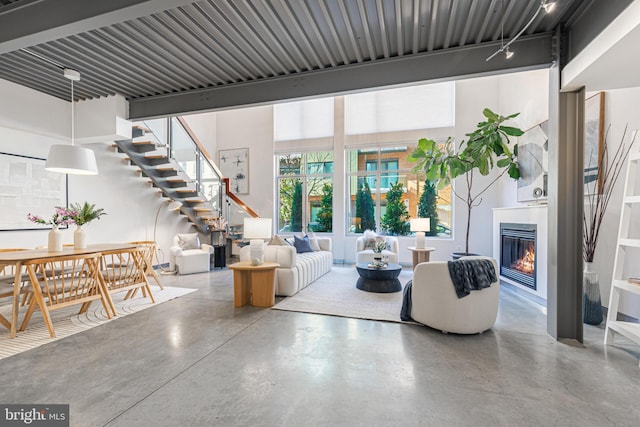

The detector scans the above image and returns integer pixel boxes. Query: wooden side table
[408,246,436,270]
[228,261,280,307]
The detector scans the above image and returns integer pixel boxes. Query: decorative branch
[583,125,637,262]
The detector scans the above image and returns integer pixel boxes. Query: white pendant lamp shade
[45,68,99,176]
[46,144,98,175]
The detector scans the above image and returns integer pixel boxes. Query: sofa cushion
[293,235,314,253]
[177,233,200,250]
[307,235,321,251]
[269,235,288,246]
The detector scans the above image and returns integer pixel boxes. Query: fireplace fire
[500,223,536,290]
[512,243,535,274]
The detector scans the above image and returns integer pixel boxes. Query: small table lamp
[410,218,430,249]
[244,217,272,265]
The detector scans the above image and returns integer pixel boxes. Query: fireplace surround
[493,205,547,301]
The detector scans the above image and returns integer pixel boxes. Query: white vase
[48,225,62,252]
[74,224,87,249]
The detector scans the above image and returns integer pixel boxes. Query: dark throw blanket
[447,258,497,298]
[400,280,413,321]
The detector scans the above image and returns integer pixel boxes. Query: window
[344,82,455,135]
[277,152,333,233]
[274,98,334,141]
[346,147,452,236]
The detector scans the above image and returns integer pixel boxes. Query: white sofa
[409,256,499,334]
[240,237,333,296]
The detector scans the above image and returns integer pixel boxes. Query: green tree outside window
[355,180,375,232]
[381,181,410,235]
[291,180,303,232]
[418,179,439,236]
[315,183,333,232]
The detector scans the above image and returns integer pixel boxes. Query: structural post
[547,58,585,343]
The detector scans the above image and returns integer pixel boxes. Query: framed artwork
[0,152,68,231]
[584,92,605,194]
[218,148,249,194]
[517,120,549,202]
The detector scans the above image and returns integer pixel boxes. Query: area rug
[0,286,196,360]
[272,267,415,323]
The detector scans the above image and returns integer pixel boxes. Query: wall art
[218,148,249,194]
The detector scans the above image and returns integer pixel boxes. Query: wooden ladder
[604,138,640,366]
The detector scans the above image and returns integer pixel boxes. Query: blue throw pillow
[293,235,314,253]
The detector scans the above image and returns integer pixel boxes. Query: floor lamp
[153,200,183,274]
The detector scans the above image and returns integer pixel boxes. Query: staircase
[113,124,215,233]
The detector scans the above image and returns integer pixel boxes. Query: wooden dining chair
[0,248,30,330]
[99,247,155,316]
[128,241,164,289]
[19,252,111,338]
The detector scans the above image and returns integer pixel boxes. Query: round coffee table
[355,263,402,293]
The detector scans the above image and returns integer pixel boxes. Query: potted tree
[409,108,523,257]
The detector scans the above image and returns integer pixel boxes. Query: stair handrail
[222,178,259,218]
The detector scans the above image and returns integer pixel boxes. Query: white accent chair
[356,235,399,264]
[169,233,213,275]
[409,256,500,334]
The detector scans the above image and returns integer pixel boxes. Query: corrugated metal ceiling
[0,0,583,104]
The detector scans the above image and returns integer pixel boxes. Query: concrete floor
[1,266,639,427]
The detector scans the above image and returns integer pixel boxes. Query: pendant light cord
[70,78,75,146]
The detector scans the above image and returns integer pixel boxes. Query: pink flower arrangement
[27,207,76,227]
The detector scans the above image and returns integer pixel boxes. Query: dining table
[0,243,137,339]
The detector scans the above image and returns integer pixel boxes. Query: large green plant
[381,181,410,235]
[315,183,333,232]
[355,180,375,232]
[409,108,523,254]
[418,179,439,236]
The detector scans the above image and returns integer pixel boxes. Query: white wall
[0,78,196,259]
[496,69,550,208]
[182,112,217,155]
[593,87,640,315]
[216,106,274,218]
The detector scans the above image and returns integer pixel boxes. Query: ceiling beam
[0,0,197,54]
[129,32,554,119]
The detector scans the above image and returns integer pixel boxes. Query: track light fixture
[542,1,556,13]
[486,0,556,62]
[505,46,514,59]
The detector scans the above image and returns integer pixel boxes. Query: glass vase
[583,261,603,325]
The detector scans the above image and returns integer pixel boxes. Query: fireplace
[500,223,536,290]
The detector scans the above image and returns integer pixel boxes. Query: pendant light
[45,68,98,175]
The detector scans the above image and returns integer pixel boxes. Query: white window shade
[275,97,334,141]
[345,82,455,135]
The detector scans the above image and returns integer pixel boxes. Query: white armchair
[169,233,213,275]
[356,233,399,264]
[409,256,499,334]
